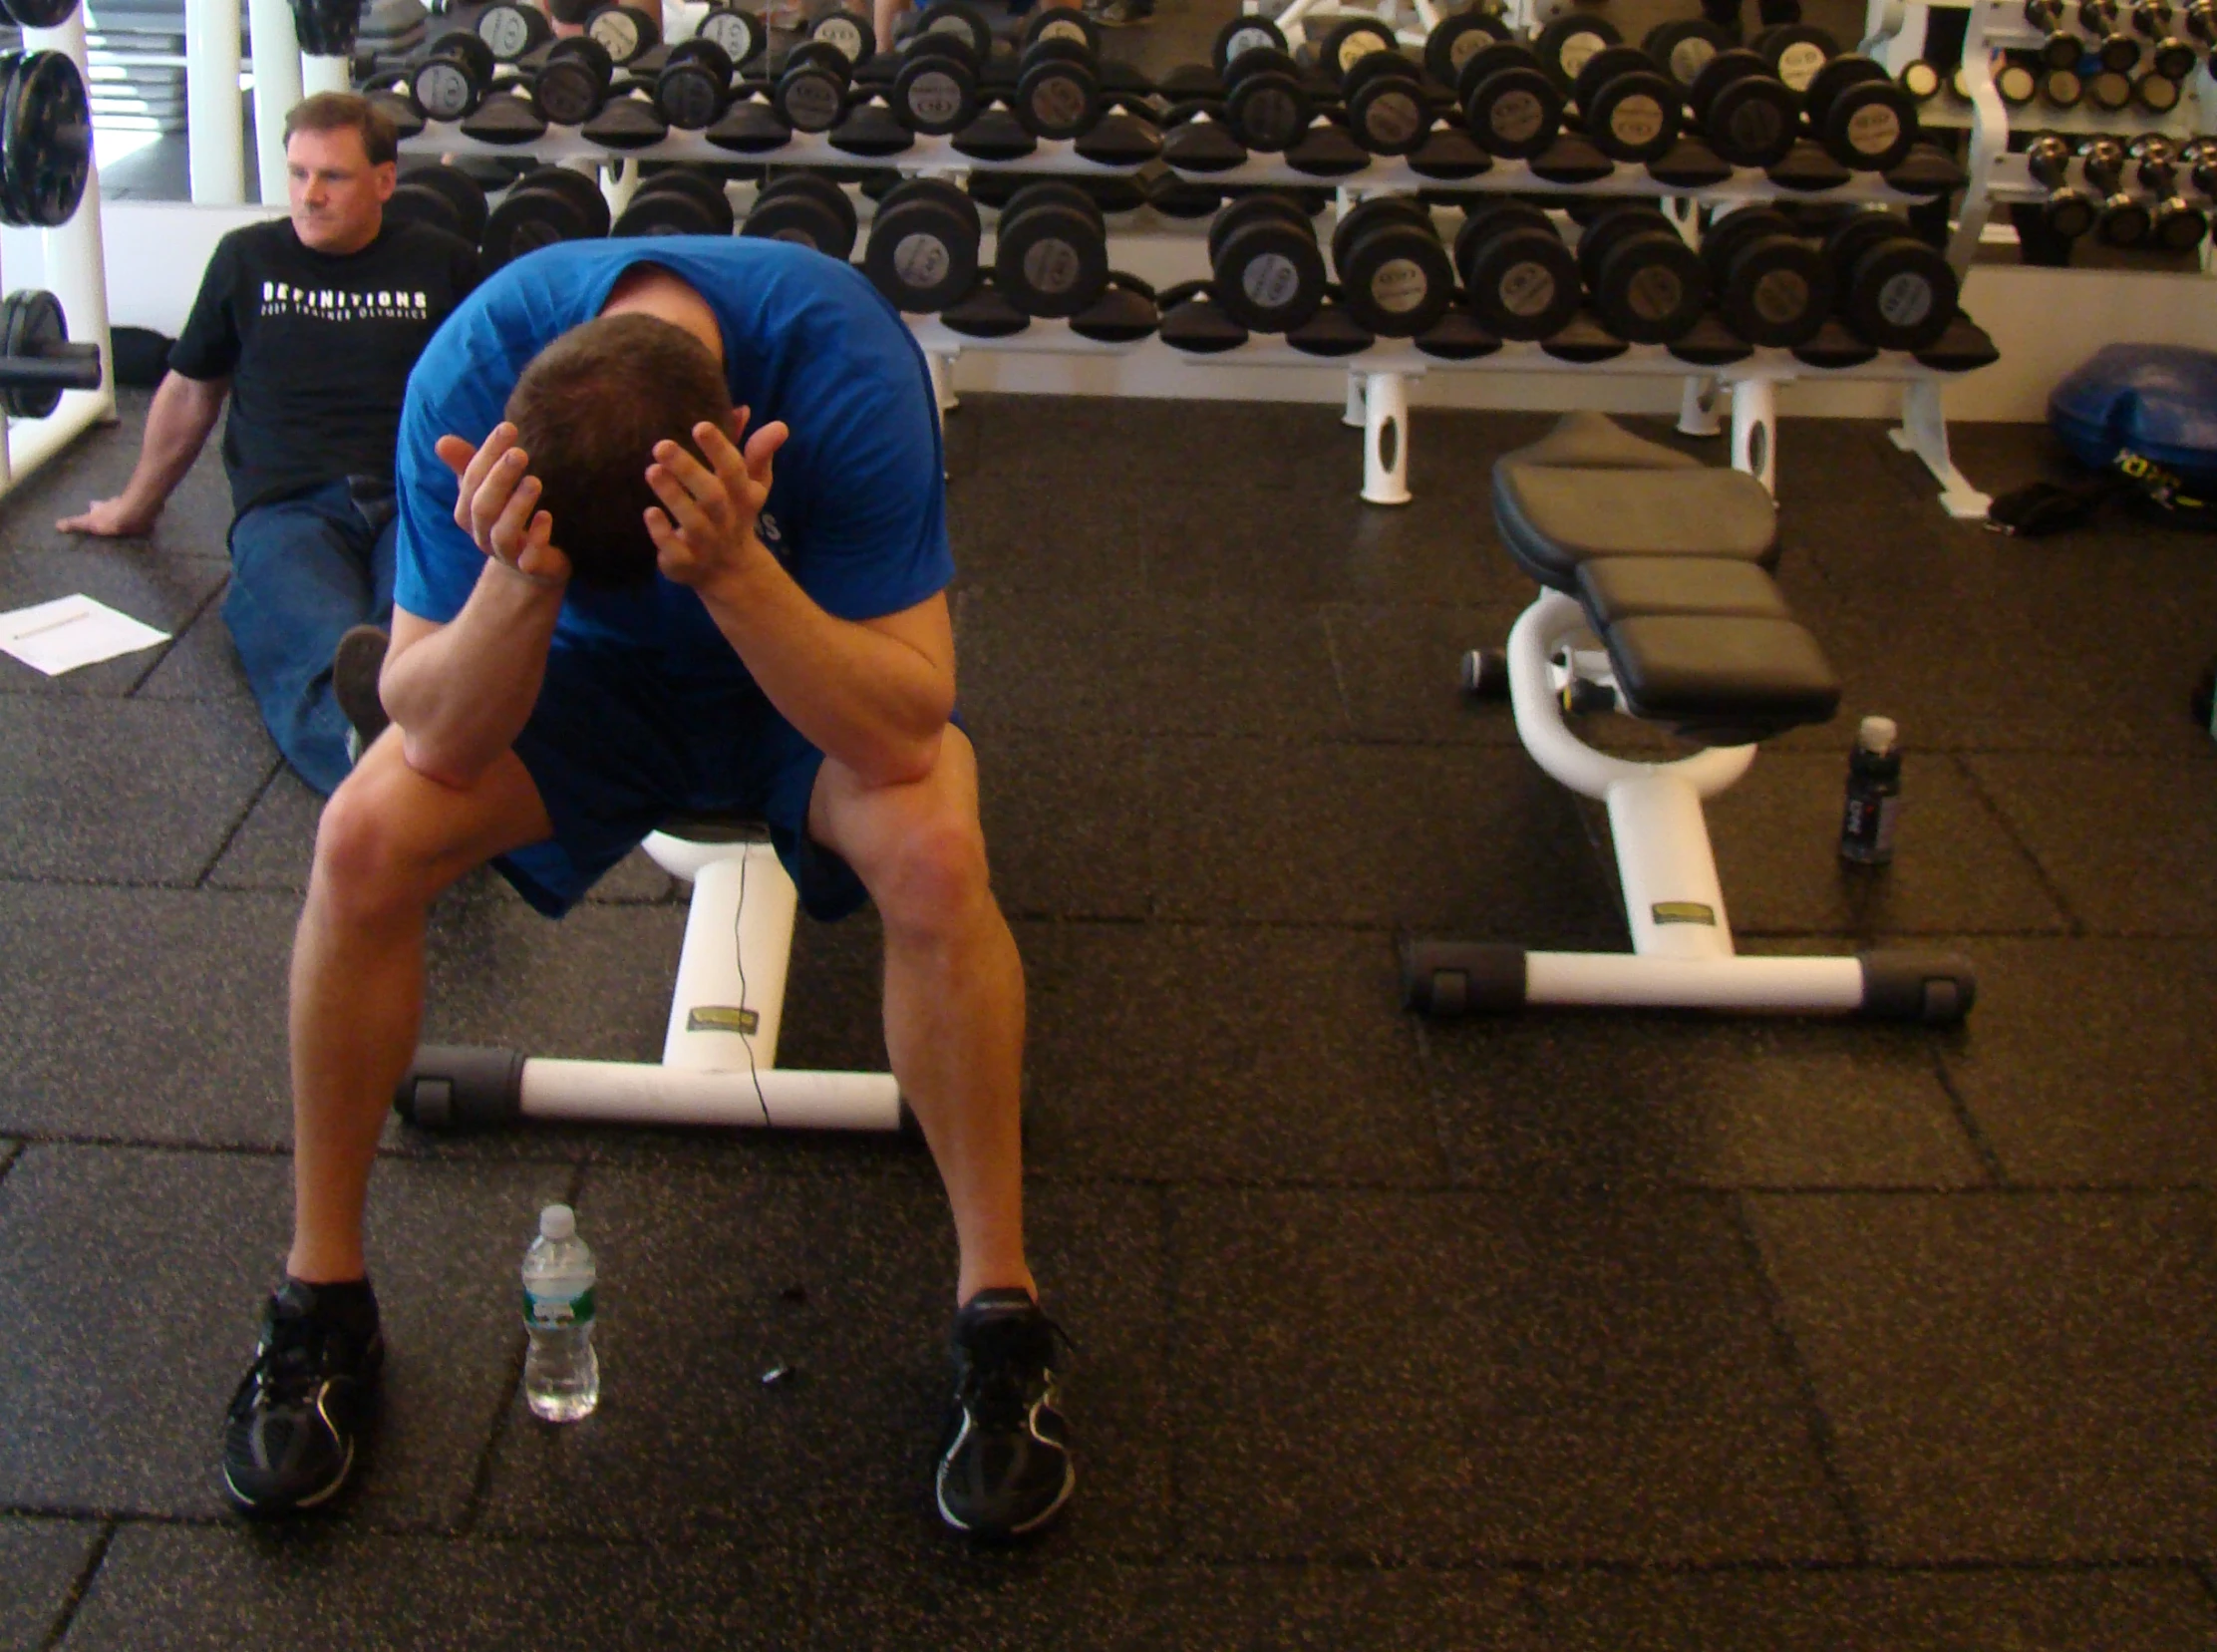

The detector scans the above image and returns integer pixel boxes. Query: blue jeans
[223,480,398,797]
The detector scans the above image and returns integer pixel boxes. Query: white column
[246,0,302,200]
[186,0,247,203]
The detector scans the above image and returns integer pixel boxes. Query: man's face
[286,126,394,252]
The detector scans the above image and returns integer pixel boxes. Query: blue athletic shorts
[494,642,867,922]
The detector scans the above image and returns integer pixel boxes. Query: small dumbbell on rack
[653,38,739,132]
[1456,39,1563,160]
[2130,136,2212,248]
[612,167,736,236]
[884,24,978,135]
[1005,6,1103,140]
[1212,17,1312,154]
[410,29,496,122]
[2026,133,2101,240]
[1702,206,1834,348]
[863,177,981,314]
[742,171,859,259]
[1823,211,1958,351]
[1748,22,1839,95]
[480,165,612,269]
[1207,190,1328,333]
[529,36,614,126]
[1453,201,1582,340]
[993,181,1110,319]
[475,0,551,64]
[1576,204,1707,344]
[2080,135,2152,244]
[1331,196,1456,338]
[1801,53,1919,171]
[1568,44,1682,165]
[1687,50,1800,169]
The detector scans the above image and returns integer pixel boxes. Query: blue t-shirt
[393,238,952,684]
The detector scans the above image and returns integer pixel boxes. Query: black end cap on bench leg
[394,1045,526,1131]
[1401,941,1528,1016]
[1856,951,1978,1024]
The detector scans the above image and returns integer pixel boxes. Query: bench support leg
[1729,376,1778,496]
[1361,370,1413,506]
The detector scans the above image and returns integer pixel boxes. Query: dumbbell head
[392,162,489,241]
[1025,5,1102,56]
[1222,45,1312,152]
[2095,29,2143,68]
[2150,192,2210,248]
[2024,134,2098,236]
[1702,205,1833,346]
[531,34,613,125]
[411,30,495,122]
[994,180,1108,318]
[613,166,735,236]
[1995,57,2040,104]
[697,6,767,69]
[1330,194,1454,337]
[1206,190,1325,332]
[1643,18,1735,92]
[1825,211,1957,349]
[1573,43,1681,164]
[1897,59,1943,100]
[809,9,874,66]
[1453,200,1581,340]
[913,0,995,62]
[777,38,852,132]
[863,175,981,312]
[1577,203,1707,343]
[479,164,611,269]
[655,37,735,130]
[1804,53,1918,170]
[1425,9,1508,89]
[1014,35,1101,140]
[1535,12,1623,90]
[583,2,659,65]
[2134,68,2183,110]
[475,1,550,63]
[1458,40,1562,159]
[2040,64,2083,103]
[1750,22,1838,93]
[1689,50,1799,168]
[889,31,978,134]
[1343,49,1431,156]
[742,170,859,258]
[1213,12,1289,76]
[1319,16,1400,79]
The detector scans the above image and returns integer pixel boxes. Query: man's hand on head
[644,407,790,593]
[435,422,572,590]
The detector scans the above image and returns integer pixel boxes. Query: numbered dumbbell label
[788,77,842,127]
[1626,265,1684,321]
[1727,102,1784,154]
[1032,75,1089,131]
[816,16,866,59]
[1751,267,1809,325]
[910,71,963,126]
[1846,104,1901,157]
[1245,86,1299,146]
[1242,252,1302,311]
[1338,33,1387,72]
[1669,37,1717,83]
[1557,32,1607,79]
[1776,41,1826,90]
[1364,90,1424,147]
[703,12,757,60]
[1448,30,1490,71]
[1876,271,1933,327]
[480,8,533,60]
[1224,23,1275,59]
[1488,89,1544,146]
[1609,94,1664,148]
[1369,257,1428,313]
[1036,15,1090,45]
[1498,259,1557,318]
[1025,237,1082,294]
[590,11,641,59]
[895,232,952,289]
[418,63,474,120]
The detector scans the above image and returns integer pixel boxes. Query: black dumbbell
[1207,190,1326,333]
[809,8,874,67]
[2128,136,2211,247]
[480,164,612,269]
[612,166,736,235]
[1688,50,1799,168]
[583,2,658,65]
[1316,15,1399,79]
[387,162,489,241]
[652,38,735,129]
[1570,44,1680,165]
[888,31,977,134]
[994,180,1108,318]
[1342,48,1432,158]
[1577,203,1706,342]
[530,35,613,125]
[1749,22,1837,94]
[1643,18,1735,93]
[1702,206,1832,346]
[2134,66,2185,108]
[697,5,767,72]
[1897,59,1943,101]
[1802,53,1918,170]
[777,39,852,132]
[2078,134,2149,245]
[2079,2,2144,68]
[410,29,495,122]
[1330,195,1454,337]
[1425,7,1507,89]
[2186,0,2217,37]
[475,0,550,63]
[1457,40,1562,160]
[1534,12,1622,91]
[913,0,997,64]
[1453,200,1581,340]
[1995,56,2041,105]
[2146,31,2201,72]
[1011,27,1101,140]
[742,170,859,258]
[1823,211,1957,350]
[2026,0,2063,22]
[1221,41,1312,152]
[863,176,980,312]
[1212,12,1287,74]
[2026,133,2099,238]
[2040,64,2083,105]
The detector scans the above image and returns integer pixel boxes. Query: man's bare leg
[808,725,1029,1308]
[286,733,555,1282]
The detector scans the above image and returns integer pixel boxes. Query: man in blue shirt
[218,237,1073,1541]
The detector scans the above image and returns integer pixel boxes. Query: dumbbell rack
[398,56,2011,517]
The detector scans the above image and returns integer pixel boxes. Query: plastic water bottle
[1839,715,1903,865]
[521,1203,599,1422]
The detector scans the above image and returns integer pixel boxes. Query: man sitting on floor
[216,236,1076,1542]
[59,92,479,795]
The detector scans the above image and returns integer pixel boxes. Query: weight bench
[1402,413,1976,1023]
[393,815,914,1135]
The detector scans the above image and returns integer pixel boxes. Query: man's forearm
[699,540,953,787]
[381,561,567,786]
[122,372,225,517]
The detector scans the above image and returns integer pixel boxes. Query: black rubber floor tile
[1707,753,2067,936]
[0,885,295,1146]
[1148,737,1624,935]
[0,697,274,884]
[1942,938,2217,1184]
[0,545,225,702]
[0,395,235,568]
[1322,603,1533,746]
[975,728,1154,920]
[202,767,319,891]
[1529,1563,2217,1650]
[129,585,262,716]
[956,585,1350,740]
[0,1145,571,1524]
[1426,1011,1986,1190]
[1169,1185,1853,1562]
[1744,1190,2217,1561]
[0,1514,101,1651]
[1021,922,1439,1184]
[476,1167,1169,1553]
[1963,753,2217,936]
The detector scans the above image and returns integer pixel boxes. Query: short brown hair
[505,312,735,589]
[283,92,398,167]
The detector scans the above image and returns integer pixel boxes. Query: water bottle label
[525,1286,595,1329]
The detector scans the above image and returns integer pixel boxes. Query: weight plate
[4,51,87,228]
[0,287,66,416]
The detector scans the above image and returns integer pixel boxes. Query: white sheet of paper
[0,594,171,676]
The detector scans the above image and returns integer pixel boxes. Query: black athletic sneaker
[220,1279,385,1515]
[935,1288,1076,1538]
[331,624,390,765]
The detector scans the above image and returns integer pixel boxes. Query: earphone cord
[732,846,773,1130]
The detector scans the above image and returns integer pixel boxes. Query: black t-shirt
[169,217,480,515]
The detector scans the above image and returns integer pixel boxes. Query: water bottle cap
[1858,715,1898,755]
[539,1203,576,1241]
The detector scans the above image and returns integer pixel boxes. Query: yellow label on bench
[688,1006,761,1035]
[1652,901,1717,926]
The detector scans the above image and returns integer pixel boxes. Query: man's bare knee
[312,764,463,921]
[867,801,993,941]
